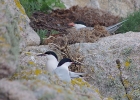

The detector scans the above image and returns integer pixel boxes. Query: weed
[50,30,59,35]
[117,10,140,33]
[37,29,48,44]
[19,0,65,17]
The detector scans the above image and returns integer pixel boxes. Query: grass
[36,29,59,44]
[19,0,65,17]
[19,0,65,44]
[37,29,48,44]
[117,10,140,33]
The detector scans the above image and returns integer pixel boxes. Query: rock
[43,26,110,46]
[19,45,63,68]
[11,65,103,100]
[68,32,140,99]
[19,31,140,99]
[0,79,37,100]
[61,0,140,17]
[3,0,40,51]
[0,1,20,79]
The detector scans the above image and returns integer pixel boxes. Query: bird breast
[46,60,58,72]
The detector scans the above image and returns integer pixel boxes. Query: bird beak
[68,22,75,27]
[72,62,81,65]
[37,53,46,56]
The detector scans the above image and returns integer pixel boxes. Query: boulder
[14,45,103,100]
[19,31,140,99]
[0,79,37,100]
[61,0,140,17]
[19,45,63,68]
[0,0,20,78]
[68,32,140,99]
[3,0,40,50]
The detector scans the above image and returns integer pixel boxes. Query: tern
[54,58,79,82]
[68,21,86,30]
[68,20,127,34]
[37,51,85,78]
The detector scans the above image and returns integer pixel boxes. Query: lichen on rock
[0,79,37,100]
[0,2,20,79]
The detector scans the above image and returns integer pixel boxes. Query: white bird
[54,58,78,82]
[68,20,127,34]
[68,21,86,30]
[37,51,85,78]
[37,51,58,72]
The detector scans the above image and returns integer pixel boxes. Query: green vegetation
[36,29,59,44]
[50,30,59,35]
[19,0,65,44]
[36,29,47,44]
[19,0,65,17]
[117,10,140,33]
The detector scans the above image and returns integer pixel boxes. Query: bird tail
[106,19,128,34]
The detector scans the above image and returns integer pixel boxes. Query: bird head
[57,58,80,68]
[68,21,86,26]
[68,21,86,29]
[37,51,58,61]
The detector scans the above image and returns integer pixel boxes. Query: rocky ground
[30,6,120,34]
[0,0,140,100]
[30,6,120,45]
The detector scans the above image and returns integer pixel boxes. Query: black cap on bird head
[37,51,58,60]
[74,21,86,26]
[57,58,80,67]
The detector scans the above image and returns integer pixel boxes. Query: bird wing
[74,24,86,30]
[106,19,127,34]
[54,67,71,82]
[69,71,85,78]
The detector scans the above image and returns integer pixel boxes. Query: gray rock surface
[3,0,40,50]
[61,0,140,17]
[68,32,140,99]
[19,32,140,99]
[0,79,37,100]
[0,0,20,79]
[1,0,140,100]
[0,0,40,78]
[19,45,63,69]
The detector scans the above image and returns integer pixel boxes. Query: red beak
[68,22,75,26]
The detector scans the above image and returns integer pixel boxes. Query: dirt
[30,5,120,38]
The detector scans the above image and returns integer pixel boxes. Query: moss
[55,88,62,93]
[14,0,26,15]
[0,36,6,42]
[10,66,104,100]
[4,6,20,62]
[34,69,43,76]
[19,26,23,31]
[125,94,133,100]
[0,3,20,78]
[107,97,114,100]
[71,78,90,87]
[124,60,131,68]
[123,79,130,88]
[25,52,32,56]
[1,0,4,4]
[28,61,36,66]
[11,68,48,80]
